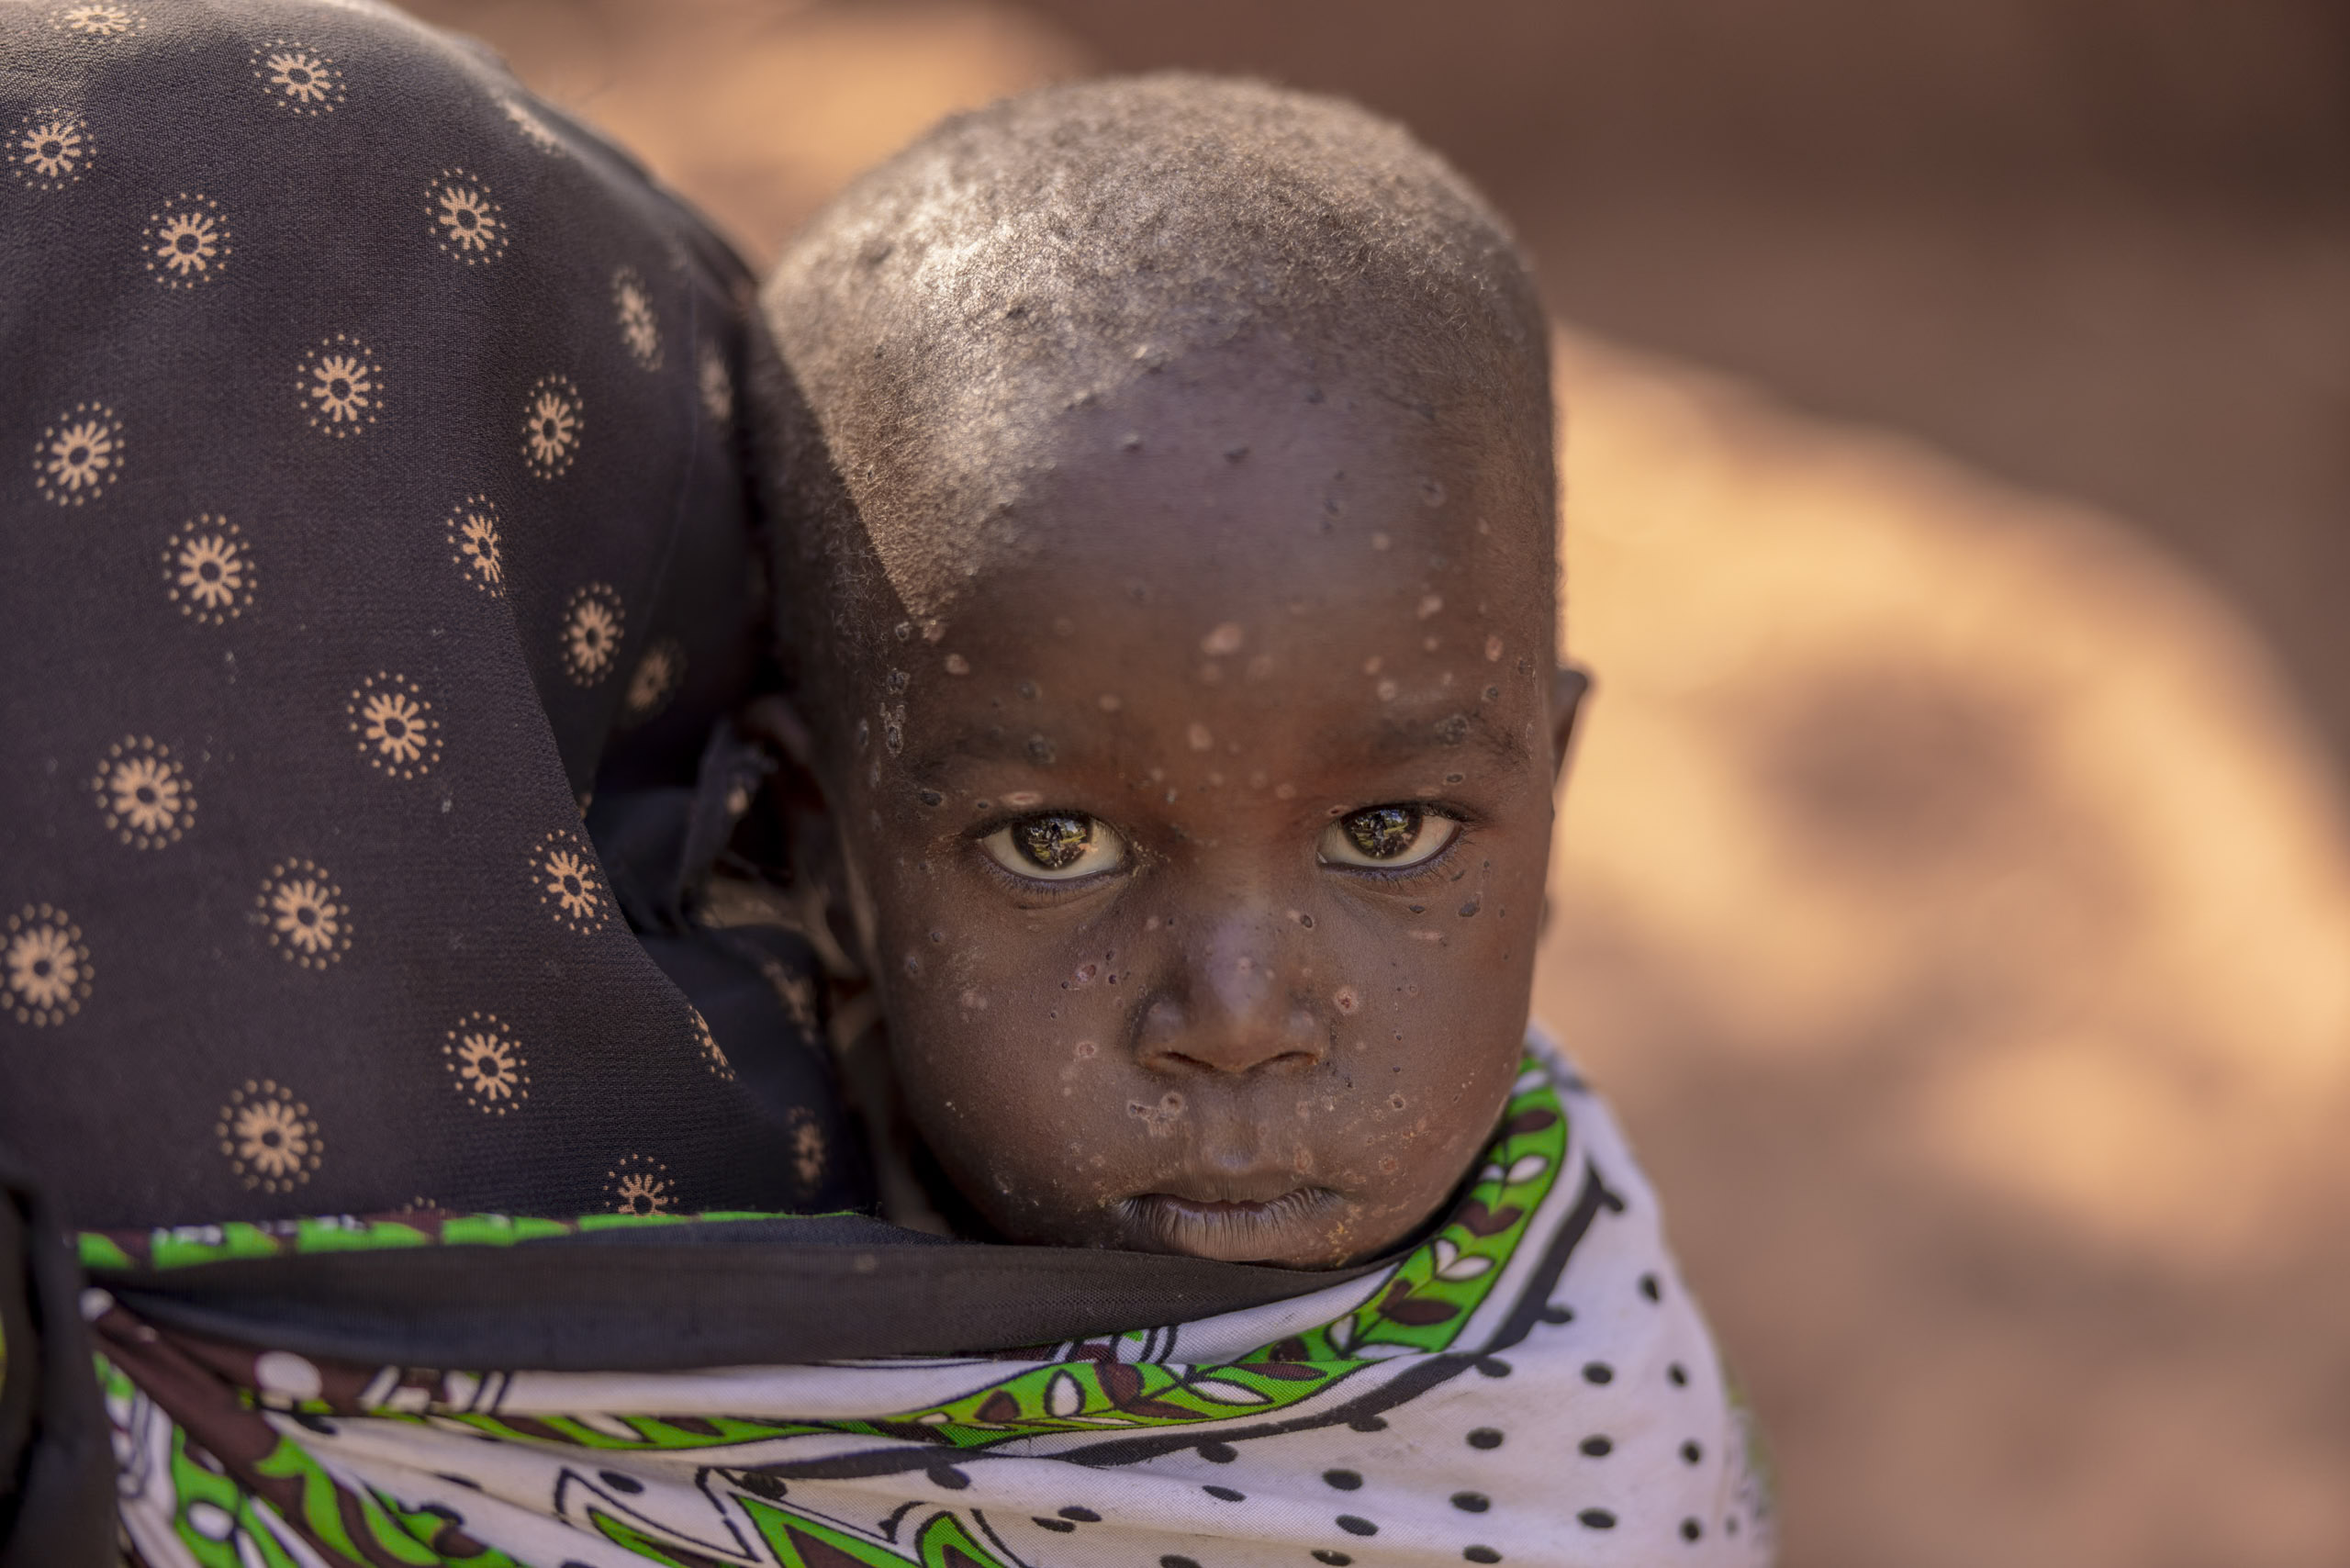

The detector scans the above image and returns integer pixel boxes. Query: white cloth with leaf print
[107,1043,1774,1568]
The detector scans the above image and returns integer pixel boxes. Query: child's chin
[1110,1188,1355,1268]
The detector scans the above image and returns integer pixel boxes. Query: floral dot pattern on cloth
[143,192,228,286]
[215,1078,322,1192]
[562,581,626,683]
[605,1151,674,1215]
[426,165,505,263]
[92,734,193,848]
[535,828,615,934]
[257,858,351,969]
[34,400,123,503]
[1,0,855,1230]
[345,671,441,778]
[522,372,585,477]
[297,332,382,436]
[56,5,148,41]
[14,106,93,188]
[5,903,92,1025]
[623,637,687,725]
[443,1010,529,1114]
[250,39,343,115]
[444,493,506,594]
[162,515,254,621]
[614,264,662,368]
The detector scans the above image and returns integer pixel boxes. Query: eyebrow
[901,724,1094,780]
[1338,703,1532,768]
[901,703,1532,781]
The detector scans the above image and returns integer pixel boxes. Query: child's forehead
[878,418,1552,762]
[831,355,1557,726]
[917,470,1542,672]
[959,363,1539,573]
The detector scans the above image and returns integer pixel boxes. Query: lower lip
[1122,1188,1346,1264]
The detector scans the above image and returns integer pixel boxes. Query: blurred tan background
[408,3,2350,1562]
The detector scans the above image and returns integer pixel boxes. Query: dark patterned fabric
[0,0,866,1227]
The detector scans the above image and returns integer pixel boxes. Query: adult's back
[0,0,857,1227]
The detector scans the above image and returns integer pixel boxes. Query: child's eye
[1317,804,1460,870]
[979,812,1129,881]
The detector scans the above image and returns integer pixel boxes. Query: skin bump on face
[796,361,1580,1268]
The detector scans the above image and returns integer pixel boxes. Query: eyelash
[964,803,1478,894]
[1324,807,1474,886]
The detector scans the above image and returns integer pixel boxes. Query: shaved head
[755,73,1553,740]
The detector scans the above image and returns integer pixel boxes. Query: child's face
[822,364,1574,1267]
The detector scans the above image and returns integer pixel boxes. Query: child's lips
[1121,1185,1345,1264]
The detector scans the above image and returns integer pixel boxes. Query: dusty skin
[788,359,1578,1268]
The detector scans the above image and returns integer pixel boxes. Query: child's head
[756,75,1577,1267]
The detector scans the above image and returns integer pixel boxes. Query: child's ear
[1550,664,1592,782]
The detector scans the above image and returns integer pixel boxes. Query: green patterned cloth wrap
[84,1051,1774,1567]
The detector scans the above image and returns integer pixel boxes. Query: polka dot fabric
[85,1044,1778,1566]
[0,0,861,1226]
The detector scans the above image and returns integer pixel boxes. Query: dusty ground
[410,4,2350,1562]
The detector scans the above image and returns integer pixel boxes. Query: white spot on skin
[1003,790,1042,808]
[1484,634,1504,661]
[944,653,969,675]
[1362,655,1382,676]
[1274,782,1296,800]
[1074,1039,1098,1058]
[1371,532,1391,551]
[1187,722,1214,752]
[1201,622,1245,655]
[1377,679,1399,701]
[1098,693,1122,711]
[1416,594,1445,620]
[958,989,987,1011]
[1130,1092,1185,1137]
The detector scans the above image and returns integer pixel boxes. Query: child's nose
[1135,924,1326,1077]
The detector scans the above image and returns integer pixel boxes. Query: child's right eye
[979,813,1129,881]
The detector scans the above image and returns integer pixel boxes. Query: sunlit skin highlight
[795,362,1579,1268]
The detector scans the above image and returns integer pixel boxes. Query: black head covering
[0,0,865,1226]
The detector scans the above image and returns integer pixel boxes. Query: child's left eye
[979,812,1129,881]
[1317,804,1460,870]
